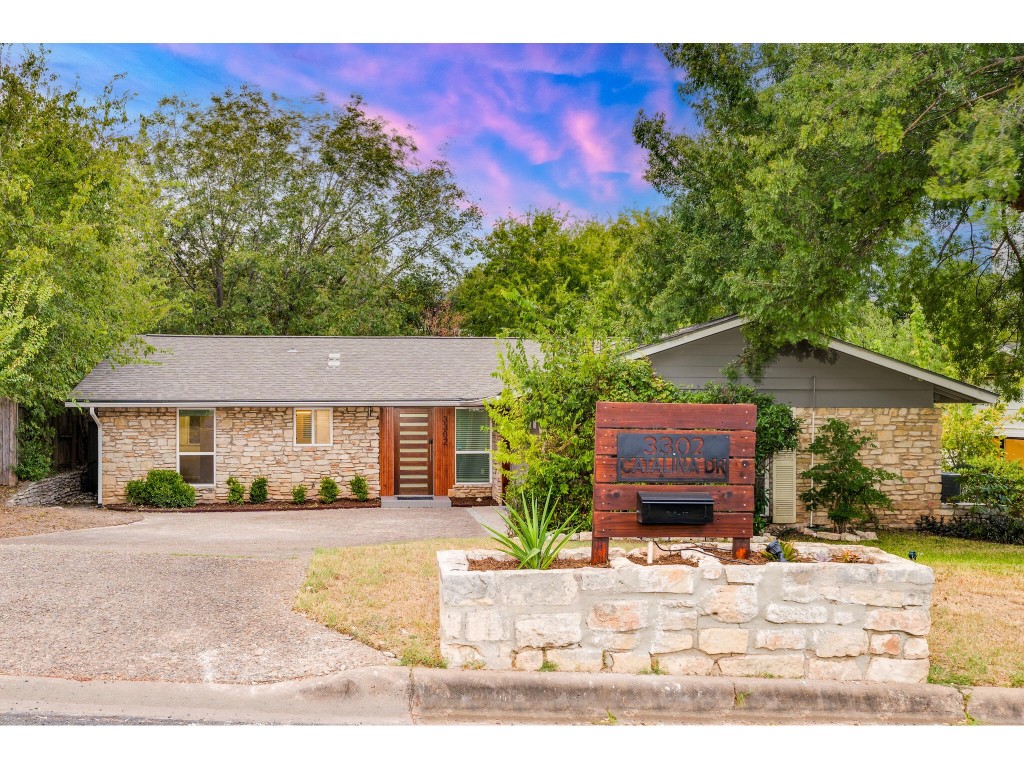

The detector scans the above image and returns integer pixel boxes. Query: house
[67,335,521,505]
[627,317,997,527]
[69,320,996,527]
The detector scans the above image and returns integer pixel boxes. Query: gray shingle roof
[69,335,535,406]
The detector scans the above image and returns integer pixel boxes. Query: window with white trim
[294,408,332,446]
[455,408,491,484]
[178,409,215,485]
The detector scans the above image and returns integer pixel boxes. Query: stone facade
[97,406,380,504]
[438,544,933,683]
[791,407,943,529]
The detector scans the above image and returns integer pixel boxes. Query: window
[455,408,491,484]
[178,409,215,485]
[295,408,332,446]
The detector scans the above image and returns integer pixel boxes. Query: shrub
[349,474,369,502]
[13,412,54,481]
[954,454,1024,517]
[124,469,196,508]
[799,418,902,533]
[319,476,339,503]
[482,489,578,569]
[249,476,269,504]
[916,512,1024,546]
[292,484,307,504]
[488,319,800,530]
[226,476,245,505]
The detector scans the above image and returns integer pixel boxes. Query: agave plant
[482,489,577,570]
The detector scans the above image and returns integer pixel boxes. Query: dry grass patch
[873,531,1024,688]
[0,505,142,539]
[295,537,493,667]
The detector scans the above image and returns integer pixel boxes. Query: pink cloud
[564,110,616,176]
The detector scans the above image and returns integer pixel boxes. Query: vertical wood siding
[0,398,17,485]
[379,407,395,496]
[433,406,455,495]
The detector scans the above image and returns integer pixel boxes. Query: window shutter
[295,410,312,444]
[771,450,798,524]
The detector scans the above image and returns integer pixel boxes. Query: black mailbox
[636,491,714,525]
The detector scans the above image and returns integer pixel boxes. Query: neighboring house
[998,402,1024,463]
[67,335,520,505]
[627,317,997,528]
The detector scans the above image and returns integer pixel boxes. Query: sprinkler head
[908,550,918,561]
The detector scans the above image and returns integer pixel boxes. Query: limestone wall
[791,407,942,528]
[439,544,933,683]
[97,406,379,504]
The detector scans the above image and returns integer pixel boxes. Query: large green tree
[453,208,664,337]
[0,47,164,408]
[635,44,1024,392]
[142,86,481,335]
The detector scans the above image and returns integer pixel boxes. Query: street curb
[5,668,1024,724]
[405,669,974,724]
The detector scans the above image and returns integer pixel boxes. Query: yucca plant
[482,489,577,570]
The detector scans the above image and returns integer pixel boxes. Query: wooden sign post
[591,401,757,564]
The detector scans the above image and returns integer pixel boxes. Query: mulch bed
[467,547,863,570]
[449,496,498,507]
[626,552,703,567]
[106,499,382,513]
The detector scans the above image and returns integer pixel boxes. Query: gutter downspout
[88,407,102,507]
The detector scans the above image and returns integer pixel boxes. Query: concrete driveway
[0,506,495,684]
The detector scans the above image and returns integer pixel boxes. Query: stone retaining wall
[5,469,93,507]
[439,544,933,683]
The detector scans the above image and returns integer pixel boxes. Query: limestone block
[699,585,759,623]
[609,652,653,674]
[866,657,929,683]
[864,608,931,636]
[765,603,828,624]
[514,613,582,648]
[717,654,805,679]
[443,571,496,606]
[903,638,930,660]
[464,610,509,642]
[578,569,617,592]
[812,629,869,658]
[649,630,695,654]
[655,652,715,676]
[807,658,865,681]
[592,631,639,651]
[656,602,698,631]
[544,646,604,673]
[699,628,749,655]
[827,586,912,608]
[754,629,807,651]
[833,607,861,625]
[637,565,695,594]
[724,565,765,585]
[587,600,648,632]
[701,565,725,581]
[440,608,463,642]
[513,649,544,671]
[500,571,578,606]
[869,633,902,656]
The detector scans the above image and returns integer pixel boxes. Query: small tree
[941,403,1005,470]
[800,418,903,533]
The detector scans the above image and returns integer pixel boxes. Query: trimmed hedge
[125,469,196,508]
[350,474,369,502]
[249,476,269,504]
[916,512,1024,546]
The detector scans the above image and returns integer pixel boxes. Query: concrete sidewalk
[3,667,1022,725]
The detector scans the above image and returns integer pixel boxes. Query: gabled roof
[626,316,998,405]
[68,335,533,408]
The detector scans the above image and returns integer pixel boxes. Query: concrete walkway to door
[0,506,495,684]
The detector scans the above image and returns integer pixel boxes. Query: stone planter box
[438,544,934,683]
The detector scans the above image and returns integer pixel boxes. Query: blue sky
[44,43,694,224]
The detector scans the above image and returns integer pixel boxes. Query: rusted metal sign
[615,432,730,483]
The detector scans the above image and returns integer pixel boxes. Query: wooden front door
[394,408,433,496]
